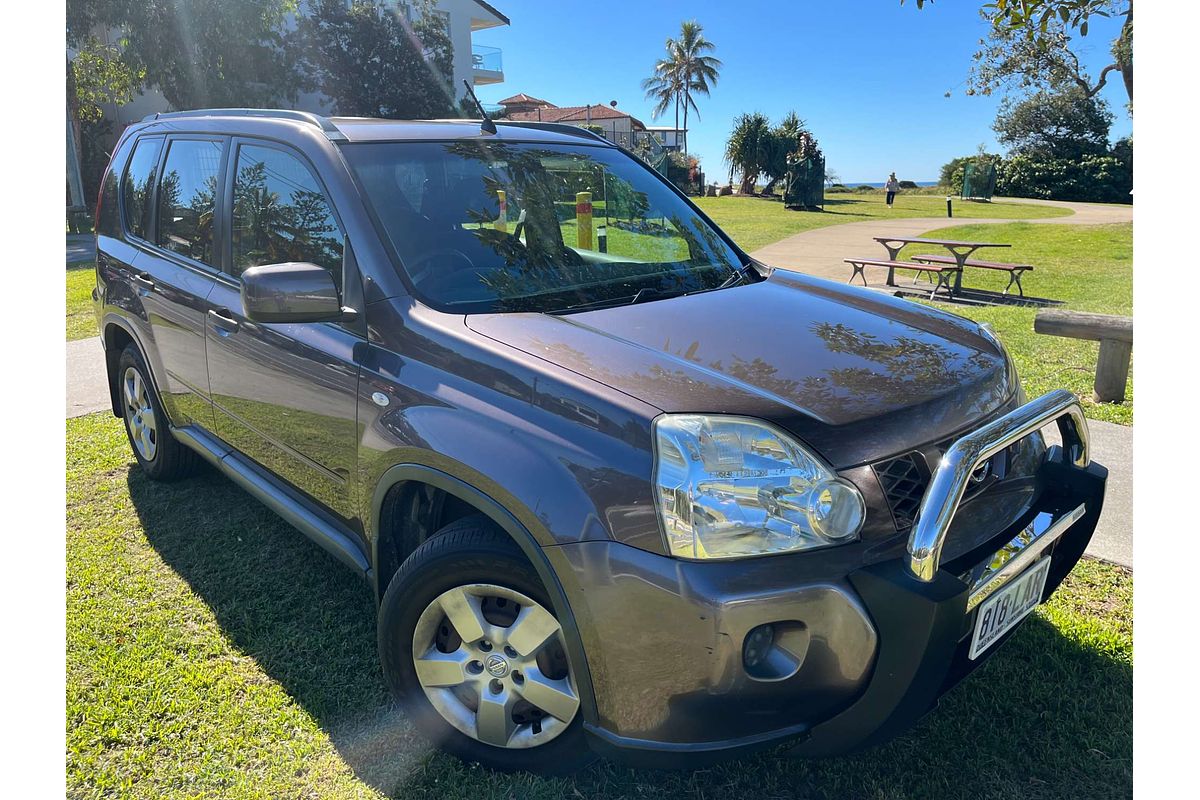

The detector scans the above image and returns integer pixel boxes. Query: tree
[66,1,300,110]
[763,112,817,196]
[295,0,457,118]
[68,37,146,200]
[905,0,1132,104]
[724,113,772,195]
[641,20,721,156]
[824,168,841,188]
[993,86,1113,160]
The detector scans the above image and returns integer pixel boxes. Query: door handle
[208,308,240,334]
[132,272,155,292]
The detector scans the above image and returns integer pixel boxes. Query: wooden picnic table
[872,236,1011,294]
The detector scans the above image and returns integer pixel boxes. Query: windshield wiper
[718,262,758,289]
[550,286,684,314]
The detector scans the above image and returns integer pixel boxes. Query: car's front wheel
[378,516,593,774]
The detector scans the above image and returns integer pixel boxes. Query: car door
[205,138,362,523]
[126,134,230,429]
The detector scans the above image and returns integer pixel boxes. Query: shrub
[996,151,1131,204]
[898,180,919,189]
[855,185,877,193]
[828,183,850,192]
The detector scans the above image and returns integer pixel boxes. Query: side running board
[171,426,371,576]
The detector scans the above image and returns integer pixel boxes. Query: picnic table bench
[870,236,1012,295]
[909,254,1035,297]
[844,257,960,299]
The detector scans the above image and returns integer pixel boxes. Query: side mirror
[240,262,351,324]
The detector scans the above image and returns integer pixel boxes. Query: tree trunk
[682,92,689,157]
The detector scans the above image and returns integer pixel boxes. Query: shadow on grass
[127,466,1131,799]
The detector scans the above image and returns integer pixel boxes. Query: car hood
[465,271,1015,467]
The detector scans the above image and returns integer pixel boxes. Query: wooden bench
[909,254,1034,297]
[1034,310,1133,403]
[844,257,961,299]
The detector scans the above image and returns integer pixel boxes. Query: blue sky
[471,0,1131,183]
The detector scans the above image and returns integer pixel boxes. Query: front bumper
[545,392,1106,766]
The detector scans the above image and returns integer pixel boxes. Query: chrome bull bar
[907,389,1091,582]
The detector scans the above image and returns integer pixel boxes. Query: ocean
[843,181,939,187]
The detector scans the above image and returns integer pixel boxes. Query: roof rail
[140,108,347,142]
[494,120,613,144]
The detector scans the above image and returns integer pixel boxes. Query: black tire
[378,515,595,774]
[116,343,200,482]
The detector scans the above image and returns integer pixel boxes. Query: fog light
[742,624,775,669]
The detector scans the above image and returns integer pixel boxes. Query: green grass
[898,222,1133,425]
[68,263,98,341]
[68,412,1131,799]
[695,194,1073,253]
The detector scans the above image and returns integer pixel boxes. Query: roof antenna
[462,79,497,135]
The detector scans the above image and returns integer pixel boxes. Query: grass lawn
[898,222,1133,426]
[695,194,1072,253]
[67,263,97,341]
[68,412,1132,799]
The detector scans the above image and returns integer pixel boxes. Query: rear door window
[121,136,163,240]
[231,144,343,288]
[156,139,224,266]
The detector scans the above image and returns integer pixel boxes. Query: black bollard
[946,196,953,218]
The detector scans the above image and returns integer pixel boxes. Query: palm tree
[640,54,682,146]
[642,20,721,156]
[672,21,721,156]
[724,112,772,195]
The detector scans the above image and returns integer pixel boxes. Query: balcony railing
[472,45,503,74]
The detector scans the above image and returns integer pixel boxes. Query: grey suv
[93,109,1107,773]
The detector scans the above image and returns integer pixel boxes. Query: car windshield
[341,140,744,313]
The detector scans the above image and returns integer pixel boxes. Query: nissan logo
[484,654,510,678]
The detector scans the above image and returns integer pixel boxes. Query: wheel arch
[102,316,148,418]
[370,463,598,725]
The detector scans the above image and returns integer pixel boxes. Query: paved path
[751,198,1132,282]
[67,336,109,419]
[751,197,1133,568]
[67,234,96,265]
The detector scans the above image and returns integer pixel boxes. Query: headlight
[653,415,865,560]
[979,322,1022,400]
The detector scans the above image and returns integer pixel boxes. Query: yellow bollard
[576,191,592,250]
[494,189,507,233]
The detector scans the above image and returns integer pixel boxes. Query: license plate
[968,557,1052,659]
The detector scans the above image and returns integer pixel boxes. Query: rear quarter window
[121,136,164,240]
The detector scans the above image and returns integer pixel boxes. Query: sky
[470,0,1132,183]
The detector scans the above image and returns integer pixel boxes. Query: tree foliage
[67,0,300,109]
[295,0,456,118]
[993,86,1113,159]
[69,38,145,124]
[724,111,820,196]
[905,0,1132,104]
[641,20,722,155]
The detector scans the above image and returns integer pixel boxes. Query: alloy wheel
[122,366,157,462]
[412,583,580,749]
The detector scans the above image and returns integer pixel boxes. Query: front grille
[875,453,928,529]
[875,439,1028,532]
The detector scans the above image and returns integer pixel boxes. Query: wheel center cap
[484,653,509,677]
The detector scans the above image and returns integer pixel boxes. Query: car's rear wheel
[378,515,593,774]
[117,344,199,482]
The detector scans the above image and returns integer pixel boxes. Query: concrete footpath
[751,198,1132,282]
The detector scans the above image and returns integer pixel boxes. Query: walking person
[885,172,901,209]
